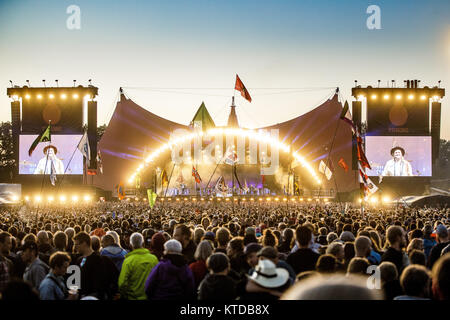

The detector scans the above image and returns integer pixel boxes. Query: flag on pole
[340,101,356,134]
[147,189,157,208]
[77,131,91,162]
[215,176,227,193]
[117,182,125,200]
[28,124,51,156]
[319,160,333,180]
[192,166,202,184]
[96,151,103,174]
[356,130,371,169]
[243,179,249,193]
[233,165,242,189]
[161,169,168,186]
[338,158,349,172]
[234,74,252,102]
[224,147,238,165]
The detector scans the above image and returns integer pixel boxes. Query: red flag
[338,158,349,172]
[192,166,202,184]
[235,74,252,102]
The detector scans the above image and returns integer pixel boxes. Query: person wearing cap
[427,224,449,269]
[33,145,65,174]
[198,253,236,300]
[22,241,50,290]
[145,239,195,300]
[380,146,413,178]
[240,259,290,300]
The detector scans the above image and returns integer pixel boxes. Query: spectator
[394,265,431,300]
[244,243,263,271]
[347,257,370,276]
[281,274,382,300]
[118,232,158,300]
[53,231,67,252]
[145,239,195,300]
[39,252,75,300]
[36,230,56,265]
[240,259,290,300]
[431,253,450,300]
[427,224,449,269]
[149,232,165,260]
[215,227,231,254]
[257,246,296,284]
[379,261,403,300]
[73,231,119,300]
[189,240,213,288]
[381,226,408,274]
[316,254,337,274]
[173,224,196,264]
[422,224,436,261]
[22,241,49,290]
[198,253,236,300]
[1,279,40,301]
[287,226,320,275]
[0,232,13,292]
[100,234,128,271]
[409,250,426,266]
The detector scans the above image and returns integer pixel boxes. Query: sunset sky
[1,0,449,138]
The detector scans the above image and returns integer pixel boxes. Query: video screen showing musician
[381,146,413,177]
[34,145,65,174]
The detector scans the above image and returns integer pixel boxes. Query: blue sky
[1,0,449,137]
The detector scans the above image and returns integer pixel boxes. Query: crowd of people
[0,200,449,300]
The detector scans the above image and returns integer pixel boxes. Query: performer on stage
[381,146,413,178]
[33,145,65,174]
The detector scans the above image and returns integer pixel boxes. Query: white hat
[248,259,289,289]
[164,239,182,254]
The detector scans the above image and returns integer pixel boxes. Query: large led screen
[365,136,431,177]
[19,135,84,174]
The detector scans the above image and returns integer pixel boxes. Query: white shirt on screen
[33,157,65,174]
[382,159,413,177]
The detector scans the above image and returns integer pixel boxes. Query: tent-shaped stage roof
[94,93,357,193]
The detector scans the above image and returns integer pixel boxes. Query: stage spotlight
[176,198,180,201]
[61,93,67,100]
[72,195,78,202]
[35,195,42,202]
[408,94,414,100]
[12,195,18,201]
[432,95,440,102]
[357,95,364,101]
[371,94,377,100]
[300,198,304,201]
[48,196,54,202]
[420,95,426,100]
[370,197,377,204]
[49,93,54,99]
[12,95,18,100]
[275,197,279,201]
[259,198,263,201]
[192,198,197,201]
[395,94,402,100]
[283,198,287,201]
[266,197,271,201]
[59,195,66,202]
[73,93,79,99]
[307,198,312,201]
[234,198,238,201]
[84,195,91,202]
[184,198,188,201]
[291,198,296,202]
[37,94,42,99]
[358,198,362,203]
[382,196,391,203]
[200,198,204,201]
[25,196,30,202]
[225,198,230,201]
[383,94,390,100]
[25,94,30,99]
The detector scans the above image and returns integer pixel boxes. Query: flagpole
[164,162,176,198]
[39,120,53,194]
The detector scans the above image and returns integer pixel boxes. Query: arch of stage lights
[127,128,322,185]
